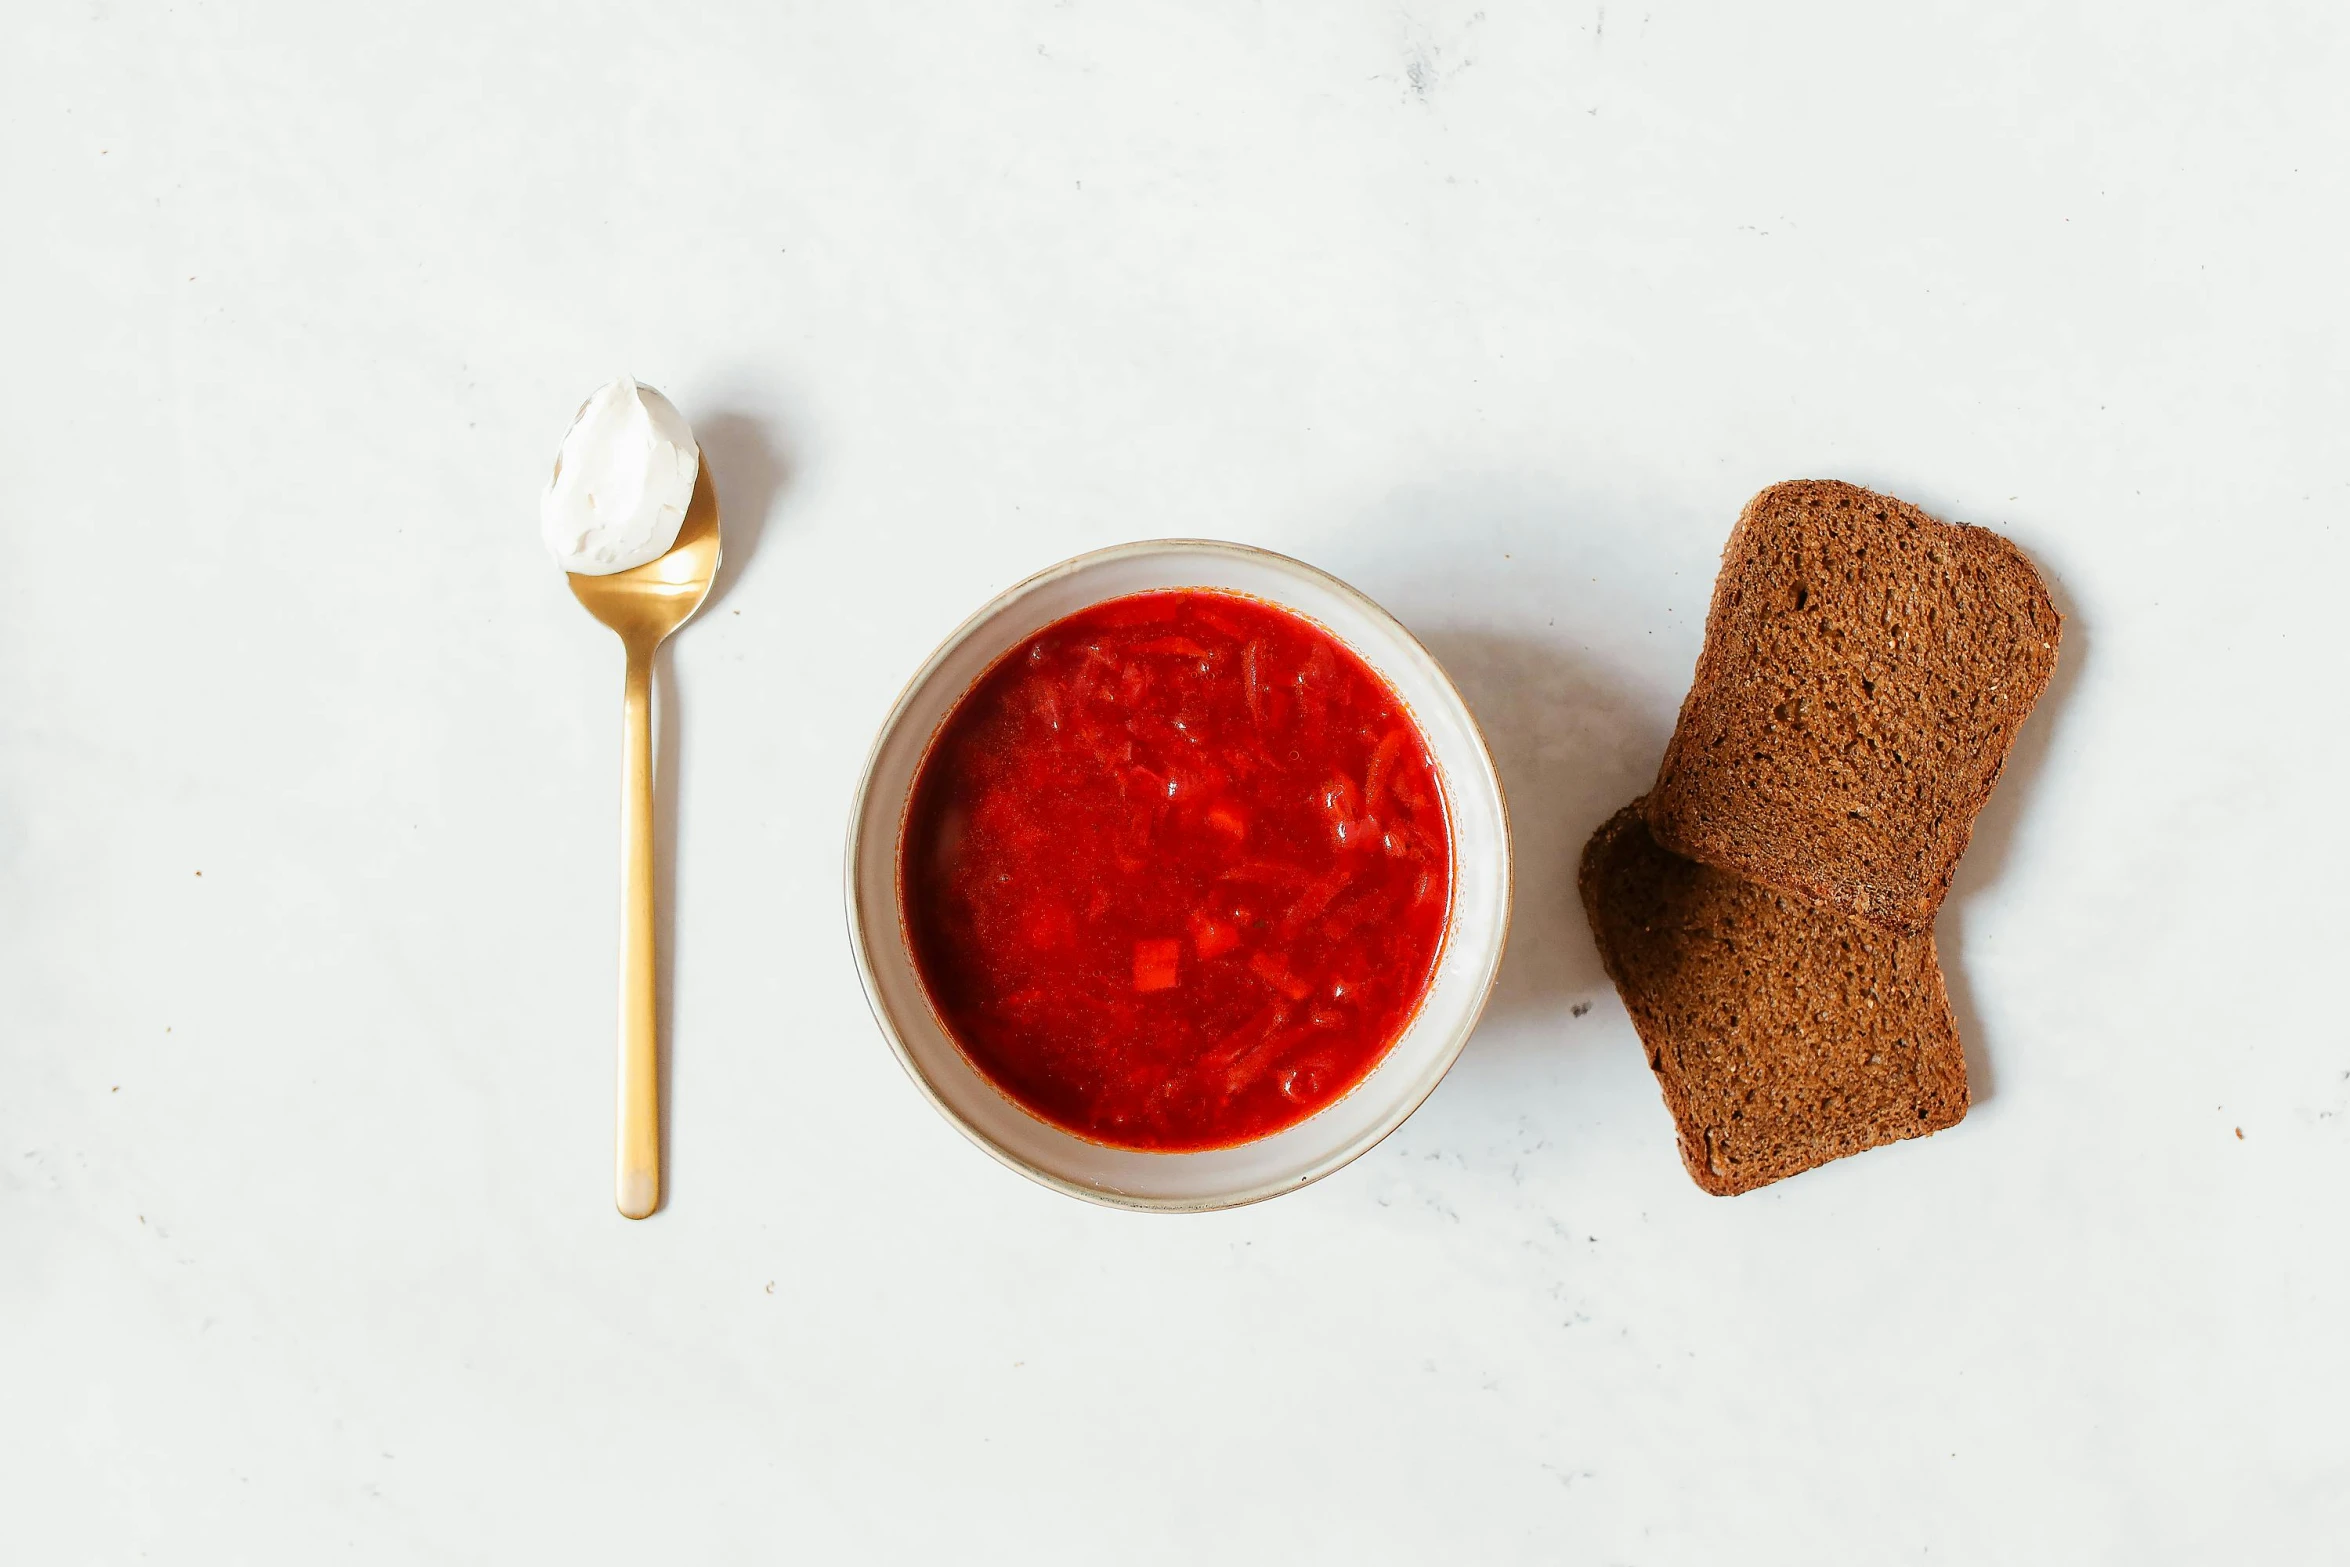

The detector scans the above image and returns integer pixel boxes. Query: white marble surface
[6,4,2347,1561]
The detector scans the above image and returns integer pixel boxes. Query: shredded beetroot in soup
[900,589,1451,1151]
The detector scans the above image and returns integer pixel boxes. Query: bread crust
[1580,803,1968,1195]
[1644,480,2062,934]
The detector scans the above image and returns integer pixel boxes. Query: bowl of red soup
[847,540,1511,1210]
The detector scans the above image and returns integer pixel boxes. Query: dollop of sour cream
[541,376,701,575]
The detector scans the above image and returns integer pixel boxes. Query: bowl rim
[842,537,1514,1212]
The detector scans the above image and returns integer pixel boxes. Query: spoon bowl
[568,467,723,641]
[568,465,721,1218]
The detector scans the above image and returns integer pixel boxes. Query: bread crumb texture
[1645,480,2061,934]
[1580,803,1968,1195]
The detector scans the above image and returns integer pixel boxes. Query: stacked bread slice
[1582,481,2062,1194]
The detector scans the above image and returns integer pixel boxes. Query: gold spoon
[567,466,721,1218]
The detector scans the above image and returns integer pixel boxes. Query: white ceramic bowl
[845,540,1512,1211]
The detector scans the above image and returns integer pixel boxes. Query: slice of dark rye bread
[1580,803,1968,1195]
[1644,480,2062,935]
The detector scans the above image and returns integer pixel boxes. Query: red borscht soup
[900,589,1450,1151]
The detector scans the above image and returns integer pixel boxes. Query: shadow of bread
[1936,546,2088,1110]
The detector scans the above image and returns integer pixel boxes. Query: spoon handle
[615,640,660,1219]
